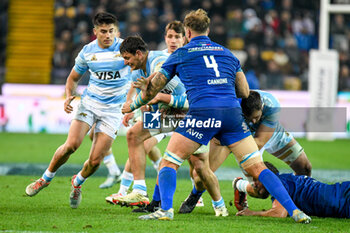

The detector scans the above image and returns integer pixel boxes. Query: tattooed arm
[122,72,169,114]
[144,72,168,100]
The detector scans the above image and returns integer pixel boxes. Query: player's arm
[122,72,168,113]
[149,94,189,110]
[64,68,82,113]
[235,71,249,98]
[236,200,288,218]
[253,123,275,150]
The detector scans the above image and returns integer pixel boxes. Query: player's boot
[25,178,50,196]
[213,206,229,217]
[99,174,121,189]
[179,191,203,213]
[232,177,249,211]
[196,197,204,207]
[132,199,161,213]
[291,209,312,224]
[139,208,174,220]
[69,175,82,209]
[114,192,150,207]
[105,192,123,205]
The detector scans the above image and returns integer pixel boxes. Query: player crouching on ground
[234,161,350,219]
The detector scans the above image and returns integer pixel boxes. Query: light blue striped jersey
[74,37,131,110]
[131,50,185,96]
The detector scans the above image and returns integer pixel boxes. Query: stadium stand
[0,0,350,91]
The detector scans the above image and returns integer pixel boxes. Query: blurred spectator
[331,14,349,51]
[52,40,71,84]
[284,37,301,75]
[245,70,260,89]
[226,9,244,38]
[243,44,265,76]
[141,18,162,50]
[210,14,227,45]
[261,60,284,90]
[338,64,350,92]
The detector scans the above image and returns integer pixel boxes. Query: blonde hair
[183,9,210,34]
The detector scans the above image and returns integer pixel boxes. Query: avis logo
[143,110,161,129]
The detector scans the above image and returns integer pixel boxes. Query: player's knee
[295,160,312,176]
[126,128,141,144]
[304,162,312,176]
[88,157,102,169]
[163,150,184,168]
[64,141,80,154]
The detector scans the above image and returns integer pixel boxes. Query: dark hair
[264,161,279,174]
[165,20,185,36]
[120,36,148,55]
[183,9,210,33]
[93,12,119,27]
[241,90,263,117]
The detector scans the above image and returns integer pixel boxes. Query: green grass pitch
[0,133,350,232]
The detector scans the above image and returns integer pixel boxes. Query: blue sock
[158,167,177,211]
[152,184,161,202]
[259,169,298,216]
[192,186,205,196]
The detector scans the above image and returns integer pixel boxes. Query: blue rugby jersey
[273,173,350,218]
[74,37,131,110]
[159,36,242,109]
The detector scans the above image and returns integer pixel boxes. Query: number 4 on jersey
[203,55,220,77]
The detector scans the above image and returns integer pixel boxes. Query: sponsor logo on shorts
[79,113,87,117]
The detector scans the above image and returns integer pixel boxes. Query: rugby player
[25,12,131,208]
[122,9,311,223]
[235,162,350,219]
[180,90,312,213]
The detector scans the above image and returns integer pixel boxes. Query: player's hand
[236,208,253,216]
[148,93,161,105]
[122,112,134,127]
[64,96,76,113]
[122,101,132,114]
[133,76,150,93]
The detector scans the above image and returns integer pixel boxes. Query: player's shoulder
[149,50,169,57]
[256,90,280,108]
[80,39,99,53]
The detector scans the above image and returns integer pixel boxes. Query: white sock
[104,153,121,176]
[236,179,249,193]
[152,158,162,171]
[42,169,56,182]
[118,170,134,195]
[153,133,166,143]
[73,172,86,187]
[118,184,130,196]
[132,179,147,196]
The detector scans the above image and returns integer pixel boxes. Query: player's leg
[88,124,121,189]
[145,134,166,171]
[272,138,312,176]
[25,119,90,196]
[99,147,122,188]
[228,135,311,223]
[139,132,201,220]
[179,138,230,214]
[105,158,134,204]
[69,131,114,208]
[113,121,153,207]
